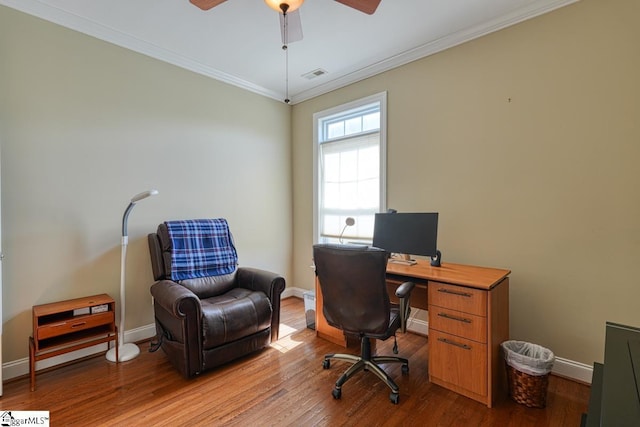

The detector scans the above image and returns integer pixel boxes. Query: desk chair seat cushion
[349,309,402,341]
[201,288,272,349]
[337,307,403,342]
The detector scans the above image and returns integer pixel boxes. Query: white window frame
[313,92,387,244]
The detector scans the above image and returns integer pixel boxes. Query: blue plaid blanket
[165,219,238,281]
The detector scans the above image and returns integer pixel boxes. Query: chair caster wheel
[390,392,400,404]
[401,364,409,374]
[323,359,331,369]
[332,388,342,399]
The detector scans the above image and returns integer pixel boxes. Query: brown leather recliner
[148,219,286,378]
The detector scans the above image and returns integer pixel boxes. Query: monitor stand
[389,253,417,265]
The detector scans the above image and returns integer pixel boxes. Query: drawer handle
[71,322,87,328]
[49,322,68,328]
[437,288,472,297]
[437,312,472,323]
[438,337,471,350]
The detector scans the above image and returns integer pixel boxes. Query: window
[313,92,387,244]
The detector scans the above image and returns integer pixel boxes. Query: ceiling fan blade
[335,0,381,15]
[189,0,227,11]
[280,10,303,45]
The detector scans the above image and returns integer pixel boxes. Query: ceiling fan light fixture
[264,0,304,14]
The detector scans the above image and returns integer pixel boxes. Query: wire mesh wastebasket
[501,340,555,408]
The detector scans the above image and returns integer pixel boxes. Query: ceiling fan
[189,1,381,15]
[188,0,381,103]
[190,0,381,44]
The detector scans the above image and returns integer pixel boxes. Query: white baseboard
[3,324,157,382]
[2,290,311,382]
[282,286,305,299]
[551,357,593,384]
[4,290,311,381]
[407,316,429,336]
[4,289,595,386]
[286,287,595,384]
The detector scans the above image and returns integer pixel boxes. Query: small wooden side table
[29,294,118,391]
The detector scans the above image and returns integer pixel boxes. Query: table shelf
[29,294,118,391]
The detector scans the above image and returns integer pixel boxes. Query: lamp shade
[264,0,304,13]
[339,217,355,243]
[131,189,159,203]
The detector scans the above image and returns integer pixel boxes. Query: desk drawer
[37,312,114,340]
[429,282,487,316]
[429,306,487,343]
[429,330,487,397]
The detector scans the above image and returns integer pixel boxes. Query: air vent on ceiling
[302,68,328,80]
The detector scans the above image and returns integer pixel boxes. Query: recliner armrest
[395,281,415,333]
[150,280,202,319]
[237,267,286,342]
[237,267,286,301]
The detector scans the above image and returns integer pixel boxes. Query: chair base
[322,337,409,404]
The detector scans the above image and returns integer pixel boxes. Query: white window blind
[314,92,387,244]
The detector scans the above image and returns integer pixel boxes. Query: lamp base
[105,343,140,362]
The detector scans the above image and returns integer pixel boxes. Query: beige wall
[292,0,640,365]
[0,7,292,363]
[2,0,639,372]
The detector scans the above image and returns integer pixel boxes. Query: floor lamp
[106,189,159,362]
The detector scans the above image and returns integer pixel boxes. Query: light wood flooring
[1,297,590,426]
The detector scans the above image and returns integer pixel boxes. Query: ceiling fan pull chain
[282,9,290,104]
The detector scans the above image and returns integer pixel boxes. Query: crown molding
[290,0,580,103]
[1,0,579,105]
[0,0,283,101]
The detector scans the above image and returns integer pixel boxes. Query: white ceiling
[1,0,577,104]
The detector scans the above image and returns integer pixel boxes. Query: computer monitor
[372,212,439,266]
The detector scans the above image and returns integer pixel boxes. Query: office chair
[313,243,415,404]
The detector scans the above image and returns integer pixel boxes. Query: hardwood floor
[1,297,589,426]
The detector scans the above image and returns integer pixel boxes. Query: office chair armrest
[395,281,415,333]
[395,281,415,299]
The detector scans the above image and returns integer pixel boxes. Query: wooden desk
[315,259,510,408]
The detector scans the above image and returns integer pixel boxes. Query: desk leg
[115,327,119,363]
[29,337,35,392]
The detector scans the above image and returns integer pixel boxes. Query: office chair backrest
[313,244,390,336]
